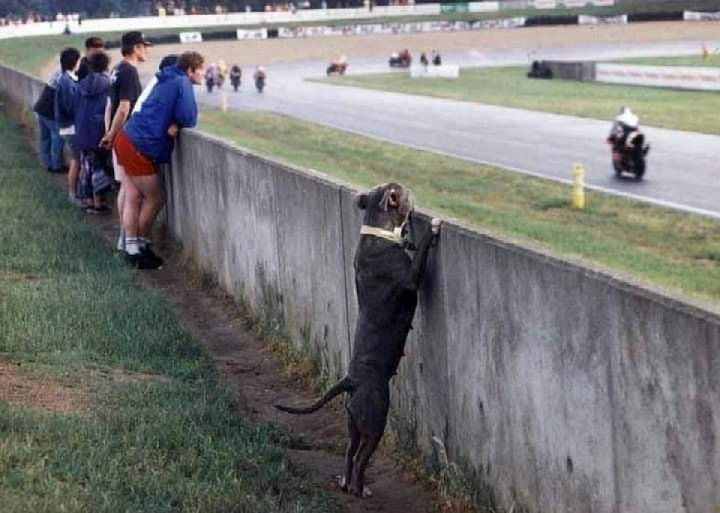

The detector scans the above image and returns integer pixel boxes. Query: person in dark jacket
[33,68,66,173]
[55,46,82,205]
[114,51,204,270]
[75,51,113,214]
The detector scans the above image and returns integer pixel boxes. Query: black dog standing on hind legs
[275,182,442,498]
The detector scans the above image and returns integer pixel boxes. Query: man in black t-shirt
[100,31,152,254]
[76,36,104,81]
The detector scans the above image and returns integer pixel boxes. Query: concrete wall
[542,60,596,81]
[3,64,720,513]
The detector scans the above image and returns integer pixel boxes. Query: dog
[275,182,441,498]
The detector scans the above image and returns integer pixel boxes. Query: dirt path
[84,213,437,513]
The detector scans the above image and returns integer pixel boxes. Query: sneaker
[140,246,164,267]
[116,234,126,252]
[69,195,84,208]
[84,205,111,215]
[125,252,162,270]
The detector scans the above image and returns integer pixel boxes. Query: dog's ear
[379,188,399,211]
[353,193,369,210]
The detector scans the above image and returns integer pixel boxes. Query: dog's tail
[274,376,351,415]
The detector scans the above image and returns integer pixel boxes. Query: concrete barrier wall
[3,64,720,513]
[542,60,596,81]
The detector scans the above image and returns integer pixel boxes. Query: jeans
[37,115,65,170]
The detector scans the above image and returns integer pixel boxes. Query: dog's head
[353,182,415,231]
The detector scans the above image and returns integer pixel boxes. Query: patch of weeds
[427,438,499,513]
[382,411,500,513]
[533,197,570,211]
[695,250,720,264]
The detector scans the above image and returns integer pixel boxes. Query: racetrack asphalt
[196,40,720,217]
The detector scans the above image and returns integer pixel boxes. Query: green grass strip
[0,111,339,513]
[199,108,720,305]
[315,64,720,134]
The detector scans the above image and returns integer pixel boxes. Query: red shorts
[113,129,155,177]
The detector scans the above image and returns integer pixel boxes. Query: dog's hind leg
[351,433,382,498]
[339,417,362,493]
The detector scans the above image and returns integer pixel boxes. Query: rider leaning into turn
[608,105,639,150]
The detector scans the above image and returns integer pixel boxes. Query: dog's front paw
[431,217,443,235]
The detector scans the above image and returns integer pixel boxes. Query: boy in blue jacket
[55,47,81,206]
[114,51,204,269]
[75,51,113,214]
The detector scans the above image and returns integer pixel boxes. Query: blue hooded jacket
[123,65,198,164]
[55,71,78,129]
[74,72,110,151]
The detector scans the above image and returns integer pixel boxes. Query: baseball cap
[121,31,153,48]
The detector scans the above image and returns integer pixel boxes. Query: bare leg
[351,433,381,498]
[130,174,164,238]
[67,157,79,197]
[122,175,143,239]
[117,181,126,225]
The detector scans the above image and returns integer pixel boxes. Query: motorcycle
[230,75,241,91]
[608,130,650,180]
[255,74,265,93]
[388,51,411,68]
[326,61,347,76]
[230,66,242,92]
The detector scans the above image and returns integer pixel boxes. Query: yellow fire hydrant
[572,163,585,209]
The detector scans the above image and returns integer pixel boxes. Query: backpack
[33,84,56,120]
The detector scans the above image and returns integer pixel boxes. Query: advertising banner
[578,14,627,25]
[596,63,720,91]
[684,10,720,21]
[236,28,267,39]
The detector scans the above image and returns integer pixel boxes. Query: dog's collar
[360,225,404,245]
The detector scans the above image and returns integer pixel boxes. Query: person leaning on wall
[112,51,205,271]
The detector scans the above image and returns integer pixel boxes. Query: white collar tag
[360,225,404,245]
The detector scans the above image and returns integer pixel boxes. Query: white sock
[126,238,141,256]
[117,228,126,252]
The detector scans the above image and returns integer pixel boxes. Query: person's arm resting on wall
[172,79,198,130]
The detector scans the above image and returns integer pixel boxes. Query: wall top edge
[3,68,718,324]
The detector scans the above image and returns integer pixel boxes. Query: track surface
[191,37,720,216]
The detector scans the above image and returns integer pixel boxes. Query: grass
[0,110,339,513]
[315,66,720,134]
[198,107,720,306]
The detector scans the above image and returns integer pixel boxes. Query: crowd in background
[33,31,205,270]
